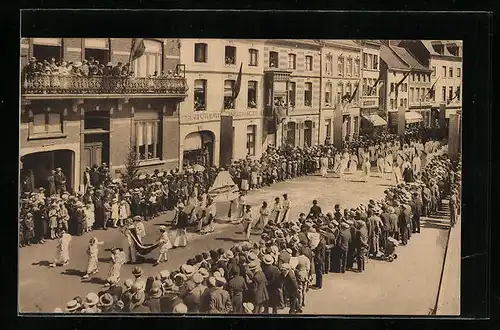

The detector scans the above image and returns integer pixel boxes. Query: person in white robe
[349,151,358,173]
[134,216,146,245]
[412,152,422,176]
[377,152,385,177]
[334,152,342,174]
[118,200,128,227]
[320,155,329,177]
[242,205,254,241]
[154,226,171,266]
[362,149,371,182]
[281,194,292,223]
[270,197,283,224]
[255,201,270,231]
[50,230,72,267]
[82,237,104,279]
[84,202,95,232]
[385,151,393,173]
[106,248,126,284]
[122,223,137,264]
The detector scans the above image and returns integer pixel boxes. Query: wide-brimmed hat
[246,252,258,263]
[158,225,167,232]
[341,222,350,229]
[162,278,175,291]
[248,260,260,271]
[84,292,99,307]
[223,250,234,259]
[99,293,114,308]
[192,273,203,284]
[180,264,195,277]
[65,299,81,312]
[159,270,170,280]
[262,254,275,265]
[132,267,143,276]
[149,287,163,299]
[198,267,210,279]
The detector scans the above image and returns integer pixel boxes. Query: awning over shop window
[362,114,387,126]
[405,111,423,124]
[184,133,203,151]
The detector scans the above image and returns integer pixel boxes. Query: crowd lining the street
[19,132,461,314]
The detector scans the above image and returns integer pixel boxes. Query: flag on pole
[367,76,382,96]
[349,83,359,103]
[129,38,146,64]
[447,85,461,105]
[424,76,440,101]
[232,62,243,100]
[388,65,415,97]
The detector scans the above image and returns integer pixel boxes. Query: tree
[121,147,141,187]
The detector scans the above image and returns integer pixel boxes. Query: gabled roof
[380,45,409,70]
[391,46,432,72]
[421,40,440,55]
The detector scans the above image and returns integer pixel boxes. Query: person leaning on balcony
[80,59,90,76]
[112,62,123,76]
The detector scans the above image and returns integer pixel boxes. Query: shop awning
[184,133,202,151]
[362,114,387,126]
[405,111,423,124]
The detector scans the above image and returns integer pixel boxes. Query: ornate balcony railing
[22,75,189,96]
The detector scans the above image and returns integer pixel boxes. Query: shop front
[182,131,215,167]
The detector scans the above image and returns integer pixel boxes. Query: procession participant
[84,202,95,232]
[236,192,247,223]
[242,205,254,241]
[121,221,137,264]
[105,247,126,285]
[255,201,270,231]
[361,148,371,182]
[134,216,146,244]
[412,151,422,176]
[281,194,292,224]
[385,148,393,174]
[154,225,172,266]
[200,196,216,234]
[320,154,329,177]
[50,229,72,267]
[269,197,283,225]
[173,203,188,248]
[377,151,385,177]
[48,202,59,239]
[333,152,341,175]
[82,237,104,279]
[349,150,359,173]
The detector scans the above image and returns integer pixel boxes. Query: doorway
[83,134,109,169]
[21,150,74,192]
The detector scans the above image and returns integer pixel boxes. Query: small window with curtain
[247,81,257,108]
[449,67,453,78]
[195,43,208,63]
[337,82,343,104]
[325,82,332,106]
[346,58,352,76]
[337,56,344,76]
[194,79,207,111]
[249,49,258,66]
[288,82,296,107]
[288,54,296,70]
[304,82,312,107]
[432,66,436,76]
[326,55,332,74]
[30,112,63,136]
[363,78,367,96]
[224,80,235,109]
[363,53,368,68]
[246,125,256,156]
[373,55,378,70]
[449,86,453,100]
[305,56,313,71]
[269,51,279,68]
[133,39,163,78]
[134,111,161,161]
[354,58,360,76]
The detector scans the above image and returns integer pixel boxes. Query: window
[286,122,296,146]
[304,121,313,147]
[416,88,420,101]
[304,82,312,107]
[442,66,447,78]
[426,88,430,101]
[31,112,63,135]
[449,67,453,78]
[432,66,436,76]
[224,80,235,109]
[194,43,208,63]
[84,38,110,66]
[412,73,415,82]
[346,58,352,76]
[400,98,404,107]
[337,56,344,76]
[372,55,378,70]
[325,119,331,138]
[32,38,62,64]
[410,88,414,102]
[133,40,162,78]
[390,99,394,109]
[457,68,461,78]
[305,55,313,71]
[442,86,447,101]
[134,111,161,161]
[288,53,296,70]
[247,81,257,108]
[404,98,407,108]
[449,86,453,100]
[354,58,360,76]
[457,86,461,101]
[363,53,368,68]
[346,83,352,99]
[417,74,421,82]
[354,116,359,135]
[246,125,256,156]
[368,54,373,69]
[337,83,343,104]
[288,82,296,107]
[269,51,279,68]
[363,78,367,96]
[390,83,395,93]
[325,55,333,74]
[249,49,258,66]
[225,46,236,65]
[403,83,407,92]
[325,82,332,106]
[194,79,207,111]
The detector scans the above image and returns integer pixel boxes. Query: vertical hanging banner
[397,105,406,136]
[333,99,343,149]
[448,114,459,161]
[219,115,234,168]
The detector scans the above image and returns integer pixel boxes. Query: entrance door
[83,142,103,169]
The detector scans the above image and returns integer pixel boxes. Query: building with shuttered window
[20,38,188,192]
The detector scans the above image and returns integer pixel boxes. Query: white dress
[107,251,126,282]
[84,205,95,229]
[320,157,329,177]
[86,243,100,274]
[55,233,72,264]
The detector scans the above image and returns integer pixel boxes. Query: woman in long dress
[349,150,358,173]
[173,204,188,247]
[106,248,126,284]
[362,149,371,181]
[50,230,72,267]
[385,150,393,173]
[320,155,329,177]
[122,222,137,264]
[376,151,386,177]
[340,150,349,176]
[82,237,104,279]
[84,202,95,232]
[333,152,342,175]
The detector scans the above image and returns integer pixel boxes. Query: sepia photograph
[19,37,462,315]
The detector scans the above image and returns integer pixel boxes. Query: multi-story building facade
[262,40,322,148]
[396,40,463,124]
[20,38,188,192]
[319,40,362,143]
[389,44,433,127]
[178,39,266,168]
[356,40,384,134]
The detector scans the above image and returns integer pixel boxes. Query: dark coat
[183,292,201,313]
[251,270,269,304]
[336,228,352,251]
[144,297,162,313]
[262,264,282,307]
[282,270,299,297]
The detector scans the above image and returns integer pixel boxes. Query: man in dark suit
[313,236,326,289]
[280,263,300,314]
[261,254,281,314]
[336,222,351,273]
[90,165,100,188]
[411,192,422,233]
[308,200,322,218]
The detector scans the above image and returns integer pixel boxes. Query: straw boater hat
[132,267,143,277]
[262,254,275,265]
[158,225,167,232]
[99,293,114,308]
[159,270,170,281]
[198,267,210,279]
[149,287,163,299]
[65,299,81,312]
[192,273,204,284]
[83,292,99,307]
[180,264,195,277]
